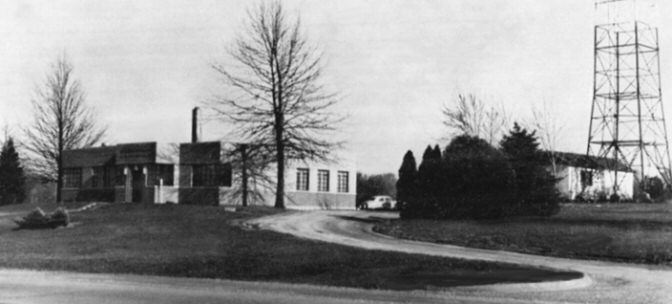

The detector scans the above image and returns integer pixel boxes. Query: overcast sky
[1,0,671,174]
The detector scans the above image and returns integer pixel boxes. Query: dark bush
[51,207,70,226]
[642,176,665,200]
[395,150,417,210]
[400,136,518,219]
[440,136,518,219]
[500,123,560,216]
[14,207,69,229]
[399,124,561,219]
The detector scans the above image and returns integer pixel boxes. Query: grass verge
[0,203,580,290]
[374,203,672,265]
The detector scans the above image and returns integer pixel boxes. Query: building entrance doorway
[131,167,144,203]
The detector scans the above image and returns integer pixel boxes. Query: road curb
[461,274,594,293]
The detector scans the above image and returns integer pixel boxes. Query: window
[296,168,309,191]
[63,168,82,188]
[192,164,232,187]
[337,171,349,193]
[581,170,593,187]
[318,170,330,192]
[148,164,174,186]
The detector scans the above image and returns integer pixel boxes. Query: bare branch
[23,55,107,202]
[530,101,565,175]
[207,2,344,208]
[442,94,509,145]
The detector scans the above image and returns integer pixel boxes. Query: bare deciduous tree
[531,102,565,175]
[24,56,106,203]
[210,2,342,208]
[442,94,509,145]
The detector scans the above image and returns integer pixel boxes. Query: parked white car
[360,195,396,210]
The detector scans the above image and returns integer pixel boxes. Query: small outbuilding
[545,151,634,200]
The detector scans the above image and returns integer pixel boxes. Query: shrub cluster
[14,207,70,229]
[397,124,560,220]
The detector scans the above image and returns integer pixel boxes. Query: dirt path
[247,211,672,304]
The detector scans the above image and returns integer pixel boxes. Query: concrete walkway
[248,210,672,304]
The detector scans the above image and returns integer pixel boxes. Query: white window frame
[318,169,330,192]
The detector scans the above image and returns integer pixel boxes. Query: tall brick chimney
[191,107,199,143]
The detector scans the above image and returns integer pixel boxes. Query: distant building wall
[553,165,634,200]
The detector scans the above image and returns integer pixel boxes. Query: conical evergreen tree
[414,144,443,218]
[397,150,417,218]
[421,145,433,162]
[432,144,442,160]
[0,138,26,205]
[500,123,539,161]
[500,123,559,216]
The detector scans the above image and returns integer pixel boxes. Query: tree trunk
[275,114,285,209]
[241,144,248,207]
[56,121,64,204]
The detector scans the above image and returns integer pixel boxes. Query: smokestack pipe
[191,107,199,143]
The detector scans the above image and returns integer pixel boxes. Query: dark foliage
[440,136,518,218]
[395,151,417,213]
[14,207,69,229]
[400,137,517,219]
[0,138,26,205]
[642,176,665,201]
[399,126,560,220]
[356,173,397,206]
[411,145,444,218]
[500,123,560,216]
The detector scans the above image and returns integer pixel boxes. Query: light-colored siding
[552,165,634,200]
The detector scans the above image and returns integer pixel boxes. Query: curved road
[248,210,672,304]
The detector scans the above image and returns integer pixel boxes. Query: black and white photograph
[0,0,671,303]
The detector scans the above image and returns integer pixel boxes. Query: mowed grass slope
[0,203,579,290]
[375,203,672,265]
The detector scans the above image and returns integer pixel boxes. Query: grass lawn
[0,203,579,290]
[374,203,672,265]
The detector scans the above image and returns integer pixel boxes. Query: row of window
[63,165,347,193]
[296,169,349,193]
[63,165,175,188]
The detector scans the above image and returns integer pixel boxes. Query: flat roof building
[61,141,356,210]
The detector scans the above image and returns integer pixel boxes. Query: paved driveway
[248,211,672,304]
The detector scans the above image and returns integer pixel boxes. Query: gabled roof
[543,151,631,172]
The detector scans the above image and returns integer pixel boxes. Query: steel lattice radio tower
[587,0,672,193]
